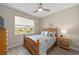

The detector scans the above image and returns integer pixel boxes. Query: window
[15,16,34,35]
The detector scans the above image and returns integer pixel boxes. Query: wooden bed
[23,28,57,55]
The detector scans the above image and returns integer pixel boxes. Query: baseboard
[7,43,23,49]
[70,47,79,52]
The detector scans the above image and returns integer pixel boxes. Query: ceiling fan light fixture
[33,3,50,13]
[38,8,43,11]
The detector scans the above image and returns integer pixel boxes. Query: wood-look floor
[7,45,79,55]
[48,46,79,55]
[7,45,31,55]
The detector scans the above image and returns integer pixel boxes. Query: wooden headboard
[42,27,57,37]
[42,27,56,32]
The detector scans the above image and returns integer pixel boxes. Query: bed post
[55,27,58,37]
[23,35,25,47]
[37,39,39,54]
[37,39,39,44]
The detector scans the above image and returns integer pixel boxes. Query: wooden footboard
[23,36,39,55]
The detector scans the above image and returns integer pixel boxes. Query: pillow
[47,32,56,37]
[47,32,52,37]
[41,31,48,36]
[41,31,44,36]
[43,31,48,36]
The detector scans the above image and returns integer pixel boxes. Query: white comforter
[27,35,56,55]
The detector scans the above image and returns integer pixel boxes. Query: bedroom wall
[0,4,40,48]
[40,5,79,50]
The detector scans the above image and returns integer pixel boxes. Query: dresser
[57,37,70,50]
[0,27,6,55]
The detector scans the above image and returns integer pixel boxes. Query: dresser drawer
[57,37,70,50]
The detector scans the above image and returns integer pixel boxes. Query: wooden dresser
[0,27,6,55]
[57,37,70,50]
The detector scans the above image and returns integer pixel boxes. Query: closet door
[0,28,6,55]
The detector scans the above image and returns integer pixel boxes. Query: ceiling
[1,3,78,18]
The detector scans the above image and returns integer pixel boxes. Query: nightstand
[56,37,70,50]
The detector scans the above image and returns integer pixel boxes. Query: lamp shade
[61,29,67,34]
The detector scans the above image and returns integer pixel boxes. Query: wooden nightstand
[56,37,70,50]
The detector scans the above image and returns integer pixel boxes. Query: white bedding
[27,35,42,42]
[25,34,56,55]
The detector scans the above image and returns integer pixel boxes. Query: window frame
[15,16,35,35]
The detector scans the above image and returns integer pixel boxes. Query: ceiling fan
[33,3,50,13]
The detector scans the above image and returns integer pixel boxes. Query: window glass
[15,16,34,35]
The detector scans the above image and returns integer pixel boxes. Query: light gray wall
[0,5,40,48]
[40,5,79,49]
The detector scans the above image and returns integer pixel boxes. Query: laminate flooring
[7,45,79,55]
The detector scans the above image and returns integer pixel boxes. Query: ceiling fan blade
[33,10,38,13]
[43,8,50,12]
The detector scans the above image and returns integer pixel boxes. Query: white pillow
[41,31,43,35]
[43,31,48,36]
[41,31,48,36]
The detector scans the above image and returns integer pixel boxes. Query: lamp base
[60,35,63,37]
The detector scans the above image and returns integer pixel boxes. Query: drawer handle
[31,45,35,49]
